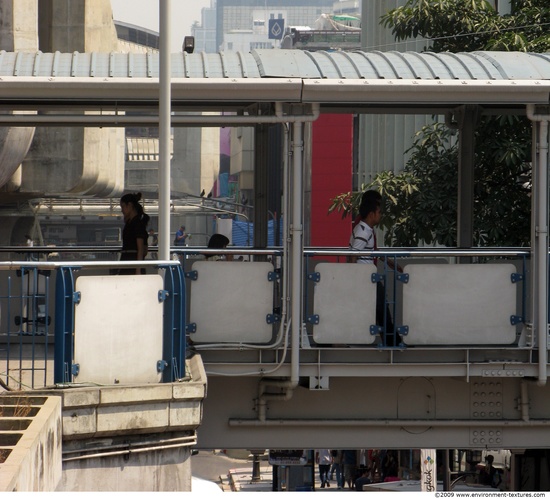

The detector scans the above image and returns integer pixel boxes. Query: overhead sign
[269,19,285,40]
[269,450,308,466]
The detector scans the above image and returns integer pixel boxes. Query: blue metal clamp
[396,273,409,284]
[370,325,382,335]
[510,315,524,326]
[511,273,524,284]
[307,314,320,325]
[371,273,383,283]
[397,325,409,336]
[157,360,168,373]
[307,272,321,283]
[268,271,280,282]
[186,323,197,333]
[158,290,169,302]
[267,314,281,324]
[184,270,198,281]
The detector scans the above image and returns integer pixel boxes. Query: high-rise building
[215,0,334,52]
[192,1,217,53]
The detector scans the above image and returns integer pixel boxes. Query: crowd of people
[315,449,399,491]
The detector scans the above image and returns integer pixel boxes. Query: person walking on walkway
[316,449,333,489]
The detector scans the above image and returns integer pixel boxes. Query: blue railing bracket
[307,314,320,325]
[268,271,280,282]
[307,272,321,283]
[185,270,198,281]
[71,364,80,377]
[158,290,169,302]
[371,273,383,283]
[157,360,168,373]
[72,291,81,304]
[511,273,524,284]
[267,314,281,324]
[397,325,409,336]
[186,323,197,333]
[370,325,382,335]
[510,315,524,326]
[396,273,409,284]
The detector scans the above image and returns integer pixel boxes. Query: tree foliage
[330,0,549,247]
[381,0,550,52]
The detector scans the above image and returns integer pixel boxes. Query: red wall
[310,114,353,248]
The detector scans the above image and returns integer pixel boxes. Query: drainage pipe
[0,102,320,127]
[62,439,197,463]
[526,104,549,387]
[229,418,550,428]
[257,121,304,421]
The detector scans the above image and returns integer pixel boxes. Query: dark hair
[207,233,229,249]
[359,190,382,219]
[121,192,150,226]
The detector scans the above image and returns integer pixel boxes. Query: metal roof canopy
[0,49,548,125]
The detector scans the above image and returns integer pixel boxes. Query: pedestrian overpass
[1,49,550,475]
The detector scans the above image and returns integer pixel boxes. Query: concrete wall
[59,436,193,492]
[0,396,62,492]
[35,356,207,492]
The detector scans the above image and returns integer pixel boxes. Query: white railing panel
[190,261,274,343]
[402,263,518,345]
[313,262,378,345]
[74,275,164,384]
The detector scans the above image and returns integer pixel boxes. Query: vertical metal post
[527,105,549,387]
[158,0,171,261]
[290,122,303,386]
[254,124,269,254]
[457,105,479,251]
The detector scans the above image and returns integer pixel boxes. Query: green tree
[330,0,549,247]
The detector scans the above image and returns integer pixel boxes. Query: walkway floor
[224,463,357,492]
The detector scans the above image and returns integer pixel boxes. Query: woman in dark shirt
[120,192,150,274]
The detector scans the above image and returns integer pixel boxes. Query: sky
[110,0,212,52]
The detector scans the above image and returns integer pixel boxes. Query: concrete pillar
[0,0,37,192]
[22,0,125,199]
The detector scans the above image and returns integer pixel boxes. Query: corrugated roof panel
[33,52,53,77]
[349,52,385,79]
[242,52,263,78]
[461,53,501,79]
[375,51,418,79]
[71,52,91,77]
[322,51,360,78]
[252,49,321,78]
[403,52,439,79]
[126,51,149,77]
[0,50,549,83]
[113,52,135,77]
[171,52,185,77]
[55,52,76,76]
[433,53,475,79]
[360,52,400,78]
[475,51,550,79]
[14,52,36,77]
[203,53,225,77]
[449,53,492,79]
[184,53,210,78]
[216,51,255,78]
[89,52,110,77]
[309,51,344,78]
